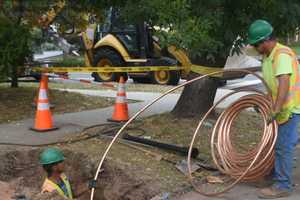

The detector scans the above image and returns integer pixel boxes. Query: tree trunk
[171,72,219,118]
[171,54,226,118]
[10,64,19,88]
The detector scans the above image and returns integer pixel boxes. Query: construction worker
[39,148,96,199]
[247,19,300,198]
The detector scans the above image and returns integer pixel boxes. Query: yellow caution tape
[31,66,185,73]
[31,65,224,77]
[190,65,223,77]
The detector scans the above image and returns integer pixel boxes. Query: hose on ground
[90,69,277,199]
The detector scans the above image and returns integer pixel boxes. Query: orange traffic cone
[31,75,58,132]
[108,77,129,122]
[32,75,55,108]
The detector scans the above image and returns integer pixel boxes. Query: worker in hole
[39,148,96,199]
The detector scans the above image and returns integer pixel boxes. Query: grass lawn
[0,85,115,123]
[0,78,172,124]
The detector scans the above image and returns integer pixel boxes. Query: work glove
[88,179,97,189]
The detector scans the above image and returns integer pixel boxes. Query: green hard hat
[247,20,273,45]
[39,148,65,165]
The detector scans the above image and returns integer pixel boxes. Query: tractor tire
[149,58,180,85]
[92,48,128,82]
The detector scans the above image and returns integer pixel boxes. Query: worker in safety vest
[247,20,300,199]
[39,148,96,199]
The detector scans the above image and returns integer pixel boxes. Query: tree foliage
[116,0,300,66]
[0,1,32,87]
[0,0,105,86]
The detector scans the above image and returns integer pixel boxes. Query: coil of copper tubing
[187,76,278,196]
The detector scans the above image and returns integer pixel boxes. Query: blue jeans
[273,114,300,191]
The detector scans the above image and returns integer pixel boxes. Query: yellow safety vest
[41,173,73,199]
[272,45,300,124]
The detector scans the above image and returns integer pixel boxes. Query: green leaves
[0,14,32,82]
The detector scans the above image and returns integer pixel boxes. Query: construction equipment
[24,3,191,85]
[82,7,191,85]
[31,2,251,84]
[52,6,254,85]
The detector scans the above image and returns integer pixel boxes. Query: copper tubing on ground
[90,69,276,200]
[187,84,278,196]
[213,94,276,180]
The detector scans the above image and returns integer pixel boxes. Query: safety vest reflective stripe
[290,82,300,90]
[273,48,300,104]
[286,82,300,101]
[42,174,73,199]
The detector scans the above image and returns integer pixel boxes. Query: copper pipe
[90,69,277,200]
[187,82,278,196]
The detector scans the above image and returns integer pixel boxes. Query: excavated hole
[0,148,157,200]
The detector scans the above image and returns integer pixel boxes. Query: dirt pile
[0,148,157,200]
[0,181,15,199]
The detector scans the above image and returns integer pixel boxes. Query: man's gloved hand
[88,180,97,189]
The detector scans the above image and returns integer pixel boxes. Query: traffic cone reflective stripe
[31,75,58,132]
[33,76,51,106]
[38,88,48,100]
[108,77,129,122]
[118,84,125,93]
[37,102,50,110]
[115,95,127,104]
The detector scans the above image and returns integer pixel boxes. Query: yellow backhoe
[81,7,191,85]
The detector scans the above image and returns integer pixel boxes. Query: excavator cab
[98,8,155,59]
[91,7,183,85]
